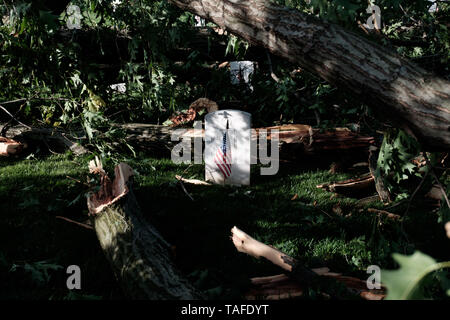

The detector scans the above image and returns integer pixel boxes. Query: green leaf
[382,251,437,300]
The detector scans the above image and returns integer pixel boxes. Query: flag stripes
[214,130,232,179]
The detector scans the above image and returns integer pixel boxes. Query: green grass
[0,152,448,299]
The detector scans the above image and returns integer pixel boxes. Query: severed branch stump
[0,137,24,156]
[87,161,202,299]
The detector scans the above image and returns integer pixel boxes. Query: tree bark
[87,162,203,299]
[0,124,87,156]
[168,0,450,151]
[1,122,374,162]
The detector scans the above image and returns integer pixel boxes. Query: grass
[0,151,448,299]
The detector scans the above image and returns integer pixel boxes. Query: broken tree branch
[55,216,94,230]
[87,162,202,299]
[169,0,450,151]
[175,175,211,186]
[316,173,375,198]
[231,226,385,300]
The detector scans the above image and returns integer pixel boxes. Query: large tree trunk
[168,0,450,151]
[1,122,374,165]
[87,162,202,299]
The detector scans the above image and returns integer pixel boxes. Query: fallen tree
[1,122,374,162]
[83,160,388,300]
[168,0,450,151]
[87,160,202,299]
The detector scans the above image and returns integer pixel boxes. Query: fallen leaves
[170,98,219,127]
[382,251,439,300]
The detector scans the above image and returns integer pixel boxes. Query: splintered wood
[231,226,296,272]
[0,137,23,156]
[87,158,133,215]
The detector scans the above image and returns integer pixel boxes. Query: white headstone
[205,110,251,186]
[230,61,255,87]
[194,15,206,27]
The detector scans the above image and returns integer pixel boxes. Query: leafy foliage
[376,129,422,198]
[0,0,449,300]
[1,0,447,147]
[382,251,450,299]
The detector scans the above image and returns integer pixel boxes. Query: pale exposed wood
[0,137,24,156]
[168,0,450,151]
[175,175,211,185]
[231,226,296,272]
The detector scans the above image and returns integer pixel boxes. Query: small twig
[182,164,194,175]
[357,20,370,35]
[178,180,194,201]
[404,169,430,217]
[55,216,94,230]
[423,153,450,209]
[399,4,418,23]
[0,98,27,105]
[0,105,32,129]
[66,175,91,187]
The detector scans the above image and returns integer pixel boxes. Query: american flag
[214,124,232,179]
